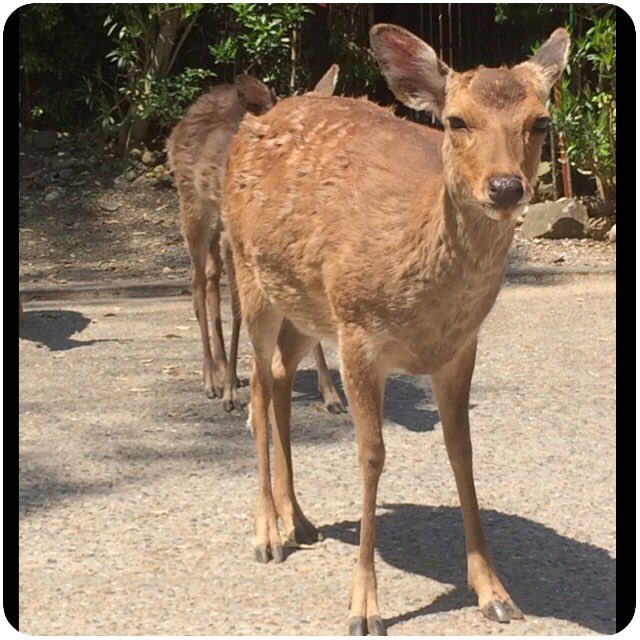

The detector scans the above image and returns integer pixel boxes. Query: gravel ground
[19,276,616,635]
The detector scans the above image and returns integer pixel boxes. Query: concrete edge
[20,268,616,302]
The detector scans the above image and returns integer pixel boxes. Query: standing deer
[167,66,346,413]
[223,24,569,635]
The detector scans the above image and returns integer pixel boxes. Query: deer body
[228,95,512,374]
[168,68,346,412]
[223,25,569,635]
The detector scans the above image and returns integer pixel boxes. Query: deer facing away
[222,24,569,636]
[167,66,345,413]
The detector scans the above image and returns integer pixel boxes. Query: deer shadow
[20,309,127,351]
[292,370,440,432]
[322,503,615,634]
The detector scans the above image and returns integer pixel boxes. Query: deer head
[370,25,570,221]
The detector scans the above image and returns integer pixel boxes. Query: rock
[99,198,120,212]
[44,190,61,202]
[521,198,588,239]
[141,150,160,166]
[125,169,141,182]
[55,157,79,170]
[32,130,58,150]
[585,216,615,241]
[607,224,616,243]
[59,168,75,180]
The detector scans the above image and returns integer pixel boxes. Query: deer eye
[532,116,551,133]
[448,116,468,131]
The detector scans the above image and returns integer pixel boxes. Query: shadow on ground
[20,310,127,351]
[322,503,615,634]
[294,370,440,432]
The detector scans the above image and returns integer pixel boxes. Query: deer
[167,66,346,413]
[222,24,569,636]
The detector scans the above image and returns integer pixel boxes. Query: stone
[607,224,616,243]
[585,216,615,241]
[59,169,74,180]
[32,130,58,150]
[99,198,120,212]
[55,157,79,170]
[521,198,588,240]
[141,150,160,166]
[44,190,61,202]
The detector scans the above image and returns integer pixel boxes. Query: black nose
[488,175,524,207]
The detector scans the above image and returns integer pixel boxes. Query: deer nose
[488,175,524,207]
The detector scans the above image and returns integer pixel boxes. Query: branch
[167,12,199,75]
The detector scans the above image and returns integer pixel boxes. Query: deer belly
[252,266,337,340]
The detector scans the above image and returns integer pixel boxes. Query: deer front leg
[313,343,347,414]
[341,332,387,636]
[431,338,523,623]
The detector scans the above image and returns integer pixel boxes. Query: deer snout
[487,175,524,208]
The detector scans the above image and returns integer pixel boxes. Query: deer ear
[311,64,340,96]
[370,24,450,116]
[234,75,276,114]
[514,28,570,100]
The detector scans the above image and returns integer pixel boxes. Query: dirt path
[19,276,615,635]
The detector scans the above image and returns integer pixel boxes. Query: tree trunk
[118,6,186,153]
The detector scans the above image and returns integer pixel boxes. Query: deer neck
[400,183,515,291]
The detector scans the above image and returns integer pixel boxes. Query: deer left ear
[515,28,570,100]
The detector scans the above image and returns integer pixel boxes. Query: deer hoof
[367,616,386,635]
[205,387,216,399]
[223,396,244,412]
[326,401,347,414]
[348,617,366,635]
[253,542,284,564]
[504,601,524,620]
[481,600,510,623]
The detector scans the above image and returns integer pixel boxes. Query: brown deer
[167,66,345,413]
[223,25,569,635]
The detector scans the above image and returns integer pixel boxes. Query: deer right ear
[370,24,450,116]
[235,75,276,115]
[311,64,340,96]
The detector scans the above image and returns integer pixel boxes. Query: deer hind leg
[220,231,243,412]
[431,338,523,623]
[181,193,218,399]
[205,217,228,398]
[313,343,347,414]
[240,276,284,563]
[340,330,387,636]
[271,320,323,545]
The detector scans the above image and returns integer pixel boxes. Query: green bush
[209,3,314,96]
[551,10,616,203]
